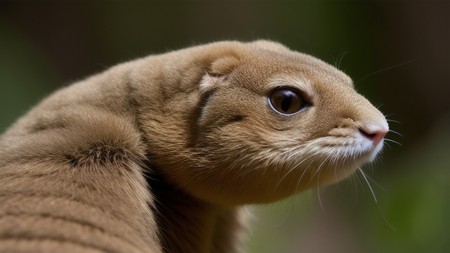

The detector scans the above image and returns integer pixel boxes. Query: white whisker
[348,173,359,209]
[358,168,377,203]
[386,118,401,124]
[355,58,415,85]
[363,172,386,191]
[388,129,403,137]
[384,138,402,146]
[275,148,315,188]
[316,188,327,215]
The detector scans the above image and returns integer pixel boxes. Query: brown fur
[0,41,388,253]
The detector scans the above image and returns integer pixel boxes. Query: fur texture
[0,40,388,253]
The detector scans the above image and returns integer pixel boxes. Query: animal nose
[359,126,388,146]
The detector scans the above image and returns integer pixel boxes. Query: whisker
[359,170,397,231]
[333,51,348,70]
[364,173,386,191]
[353,167,363,188]
[386,119,401,124]
[314,154,334,215]
[316,188,327,215]
[275,148,317,189]
[355,59,415,85]
[306,154,331,194]
[375,203,397,231]
[358,168,377,203]
[388,129,403,137]
[295,153,324,193]
[295,155,319,192]
[383,142,393,150]
[348,173,359,209]
[384,138,402,146]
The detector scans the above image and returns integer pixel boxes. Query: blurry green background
[1,1,449,252]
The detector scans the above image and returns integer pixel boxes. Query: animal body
[0,41,388,253]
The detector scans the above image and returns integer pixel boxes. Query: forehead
[231,50,353,93]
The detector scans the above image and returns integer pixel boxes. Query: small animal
[0,40,388,253]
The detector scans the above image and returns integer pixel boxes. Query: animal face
[135,41,388,205]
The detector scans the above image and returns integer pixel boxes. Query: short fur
[0,41,388,253]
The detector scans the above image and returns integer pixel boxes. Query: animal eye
[268,87,307,115]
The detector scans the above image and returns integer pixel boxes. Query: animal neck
[149,171,243,253]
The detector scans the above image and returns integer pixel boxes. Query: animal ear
[200,56,240,94]
[199,74,224,94]
[207,56,240,77]
[248,40,291,53]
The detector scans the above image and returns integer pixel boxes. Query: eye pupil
[269,88,306,115]
[280,92,294,112]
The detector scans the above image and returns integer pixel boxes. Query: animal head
[131,40,388,205]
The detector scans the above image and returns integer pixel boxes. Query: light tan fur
[0,41,388,253]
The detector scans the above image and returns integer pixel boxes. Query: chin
[316,145,384,187]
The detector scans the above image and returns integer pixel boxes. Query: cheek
[190,105,322,204]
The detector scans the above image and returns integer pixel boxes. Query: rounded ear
[200,55,240,94]
[207,56,241,77]
[199,74,224,94]
[248,40,291,53]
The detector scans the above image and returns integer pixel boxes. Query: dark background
[1,1,449,252]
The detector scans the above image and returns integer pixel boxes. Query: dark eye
[268,87,307,115]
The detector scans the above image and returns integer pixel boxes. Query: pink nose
[359,128,388,146]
